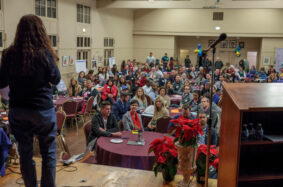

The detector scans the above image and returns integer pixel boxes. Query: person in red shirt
[137,72,147,87]
[102,79,118,104]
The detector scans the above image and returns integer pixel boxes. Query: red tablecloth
[54,96,84,111]
[95,131,173,170]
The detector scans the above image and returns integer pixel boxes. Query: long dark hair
[4,14,57,76]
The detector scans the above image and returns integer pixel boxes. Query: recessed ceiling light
[215,26,221,30]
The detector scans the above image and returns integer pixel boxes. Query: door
[179,49,190,66]
[247,52,257,69]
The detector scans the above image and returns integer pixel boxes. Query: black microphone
[209,33,227,49]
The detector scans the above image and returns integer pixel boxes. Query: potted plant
[148,136,178,184]
[169,117,203,186]
[196,144,219,184]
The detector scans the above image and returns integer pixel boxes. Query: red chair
[144,94,152,105]
[56,110,66,136]
[77,96,95,123]
[56,110,71,160]
[156,117,171,133]
[62,100,78,131]
[83,120,92,145]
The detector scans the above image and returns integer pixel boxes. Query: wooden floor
[1,116,218,187]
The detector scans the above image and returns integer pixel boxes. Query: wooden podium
[218,83,283,187]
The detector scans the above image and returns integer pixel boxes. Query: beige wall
[0,0,134,84]
[134,9,283,37]
[260,38,283,69]
[133,35,175,63]
[176,36,261,67]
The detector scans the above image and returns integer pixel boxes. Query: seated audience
[86,70,94,81]
[180,85,193,106]
[165,80,174,95]
[102,79,118,104]
[132,87,148,112]
[172,75,183,95]
[201,82,211,96]
[77,71,86,87]
[112,93,130,122]
[147,96,169,131]
[168,104,196,130]
[189,90,201,112]
[142,79,153,96]
[158,87,170,108]
[87,101,121,145]
[122,99,144,131]
[195,73,205,86]
[81,80,98,100]
[159,72,168,87]
[198,97,221,129]
[198,112,217,146]
[67,78,82,97]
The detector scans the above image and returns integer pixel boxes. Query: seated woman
[122,99,144,131]
[77,71,86,87]
[147,96,169,131]
[158,87,170,108]
[165,80,174,95]
[67,78,82,97]
[132,87,148,112]
[81,80,98,100]
[101,79,118,105]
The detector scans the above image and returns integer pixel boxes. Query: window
[0,32,3,48]
[104,37,114,47]
[35,0,56,18]
[104,49,114,66]
[49,35,57,47]
[77,50,90,68]
[77,37,90,47]
[47,0,56,18]
[77,4,90,24]
[0,0,2,10]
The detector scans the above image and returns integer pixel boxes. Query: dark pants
[9,107,57,187]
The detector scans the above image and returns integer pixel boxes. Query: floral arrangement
[148,136,178,181]
[169,116,203,147]
[196,144,219,183]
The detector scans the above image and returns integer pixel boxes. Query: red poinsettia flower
[212,158,219,169]
[196,144,218,160]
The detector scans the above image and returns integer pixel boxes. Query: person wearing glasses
[180,85,193,107]
[198,112,217,146]
[122,99,144,131]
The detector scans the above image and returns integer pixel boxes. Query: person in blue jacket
[112,93,130,122]
[0,15,61,187]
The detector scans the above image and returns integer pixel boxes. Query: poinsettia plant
[169,116,203,147]
[196,144,219,183]
[148,136,178,180]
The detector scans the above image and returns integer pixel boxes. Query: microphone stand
[204,47,216,187]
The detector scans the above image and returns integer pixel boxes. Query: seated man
[172,75,183,95]
[168,104,196,131]
[122,99,144,131]
[198,96,221,133]
[198,112,217,146]
[180,85,193,107]
[87,101,122,145]
[112,93,130,122]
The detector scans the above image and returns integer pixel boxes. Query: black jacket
[87,112,119,144]
[0,49,61,110]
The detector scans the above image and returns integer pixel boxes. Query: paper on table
[171,109,179,113]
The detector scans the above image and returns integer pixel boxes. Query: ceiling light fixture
[215,26,221,30]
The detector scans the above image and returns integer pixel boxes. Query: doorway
[247,52,257,69]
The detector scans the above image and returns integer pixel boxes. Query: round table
[95,131,173,170]
[54,96,84,111]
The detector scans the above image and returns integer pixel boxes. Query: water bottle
[248,123,256,140]
[256,123,264,140]
[241,124,249,141]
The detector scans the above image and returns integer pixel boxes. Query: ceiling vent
[213,12,224,21]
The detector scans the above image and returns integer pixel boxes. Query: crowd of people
[72,52,283,148]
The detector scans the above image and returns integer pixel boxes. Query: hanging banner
[76,60,86,73]
[276,48,283,72]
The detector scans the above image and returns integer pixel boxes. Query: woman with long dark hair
[0,15,60,187]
